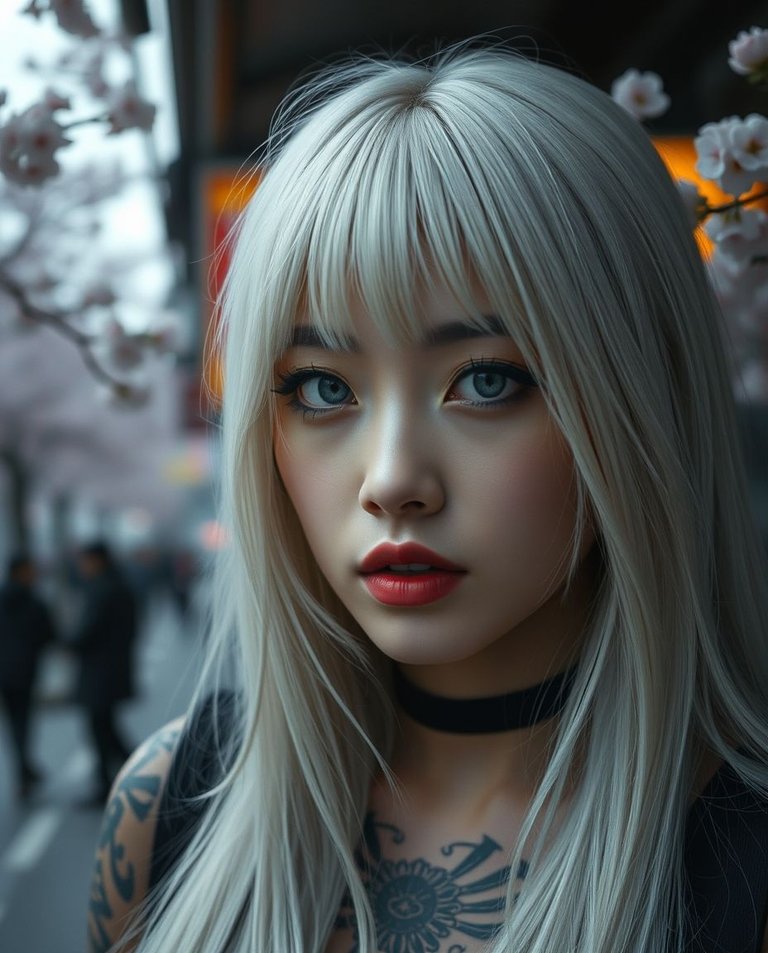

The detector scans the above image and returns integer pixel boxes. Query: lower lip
[361,570,465,607]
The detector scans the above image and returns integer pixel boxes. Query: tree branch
[0,271,129,392]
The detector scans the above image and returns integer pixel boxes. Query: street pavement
[0,589,204,953]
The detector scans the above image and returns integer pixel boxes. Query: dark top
[0,581,56,693]
[150,695,768,952]
[71,569,138,707]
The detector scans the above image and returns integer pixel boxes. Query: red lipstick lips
[359,542,466,607]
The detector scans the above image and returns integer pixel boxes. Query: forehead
[285,313,514,354]
[287,271,513,353]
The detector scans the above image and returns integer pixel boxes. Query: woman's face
[273,282,598,684]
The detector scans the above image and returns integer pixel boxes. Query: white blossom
[728,26,768,78]
[105,81,156,134]
[704,208,768,263]
[677,179,708,228]
[730,113,768,173]
[0,104,70,186]
[695,117,761,196]
[610,69,670,120]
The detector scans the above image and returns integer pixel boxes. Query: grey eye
[452,367,520,403]
[299,375,352,407]
[470,371,509,399]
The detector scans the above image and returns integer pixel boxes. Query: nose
[358,405,445,518]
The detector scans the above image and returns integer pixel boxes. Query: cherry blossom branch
[611,27,768,401]
[707,188,768,216]
[61,114,109,131]
[0,2,172,407]
[0,271,136,394]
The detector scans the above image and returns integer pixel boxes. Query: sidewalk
[0,591,203,953]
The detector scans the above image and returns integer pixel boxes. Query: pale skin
[86,281,765,952]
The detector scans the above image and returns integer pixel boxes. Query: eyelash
[272,365,345,420]
[272,359,538,420]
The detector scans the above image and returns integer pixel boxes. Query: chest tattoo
[335,811,528,953]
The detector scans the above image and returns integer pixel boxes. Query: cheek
[273,427,350,553]
[463,428,580,562]
[503,443,574,523]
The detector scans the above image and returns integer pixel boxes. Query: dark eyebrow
[288,315,509,352]
[288,326,361,352]
[421,315,509,346]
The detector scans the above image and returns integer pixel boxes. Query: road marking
[2,808,62,872]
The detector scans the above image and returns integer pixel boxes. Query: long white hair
[129,43,768,953]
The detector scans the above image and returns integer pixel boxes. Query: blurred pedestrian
[71,540,137,806]
[0,553,56,799]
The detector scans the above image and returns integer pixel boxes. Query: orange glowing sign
[199,166,262,408]
[653,136,767,256]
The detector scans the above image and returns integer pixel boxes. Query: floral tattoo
[335,812,528,953]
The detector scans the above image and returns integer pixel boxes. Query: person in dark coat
[71,540,138,804]
[0,553,56,798]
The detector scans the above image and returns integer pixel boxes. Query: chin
[364,626,491,668]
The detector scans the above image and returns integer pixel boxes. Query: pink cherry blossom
[0,103,70,186]
[610,69,670,120]
[695,118,759,196]
[729,113,768,174]
[728,27,768,78]
[704,208,768,263]
[105,81,156,134]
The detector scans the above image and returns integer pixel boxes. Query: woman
[87,43,768,953]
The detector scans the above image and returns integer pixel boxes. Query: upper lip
[359,542,466,573]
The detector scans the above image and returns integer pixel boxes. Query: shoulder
[86,717,185,953]
[686,746,768,953]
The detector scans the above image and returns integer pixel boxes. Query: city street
[0,590,204,953]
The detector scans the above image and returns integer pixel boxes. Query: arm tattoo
[335,811,529,953]
[87,725,181,953]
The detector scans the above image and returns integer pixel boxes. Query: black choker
[392,665,578,733]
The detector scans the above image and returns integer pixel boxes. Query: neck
[386,551,599,813]
[386,703,568,824]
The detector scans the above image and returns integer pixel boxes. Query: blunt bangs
[254,62,563,361]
